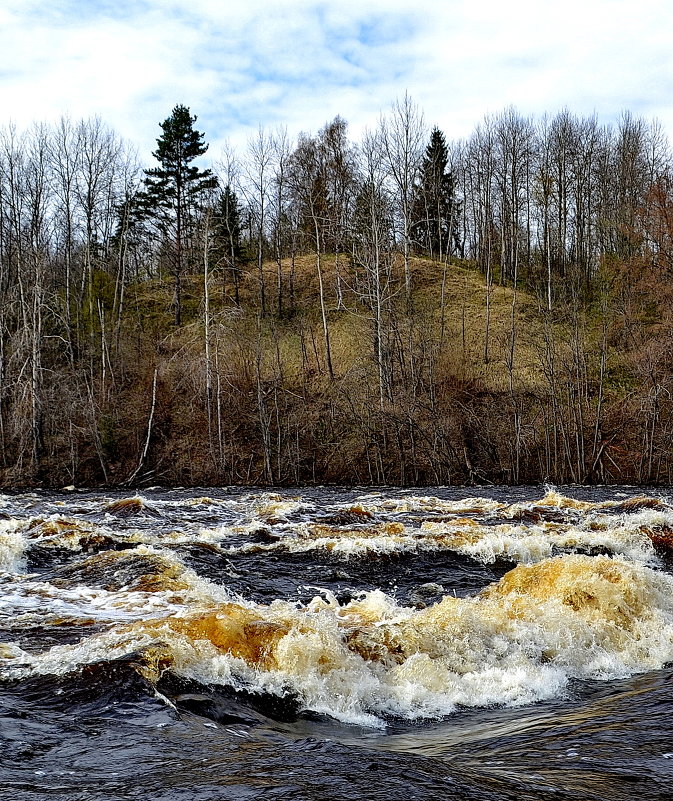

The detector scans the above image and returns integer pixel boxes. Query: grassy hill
[3,249,663,488]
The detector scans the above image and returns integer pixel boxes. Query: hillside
[47,252,641,489]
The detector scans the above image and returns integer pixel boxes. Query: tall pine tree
[411,127,461,260]
[142,105,217,324]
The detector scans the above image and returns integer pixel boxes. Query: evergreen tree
[142,104,217,324]
[213,184,243,305]
[411,127,461,260]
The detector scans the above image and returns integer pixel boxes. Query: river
[1,485,673,800]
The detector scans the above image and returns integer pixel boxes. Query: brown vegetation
[2,107,673,487]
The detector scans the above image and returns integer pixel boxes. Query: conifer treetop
[144,104,216,202]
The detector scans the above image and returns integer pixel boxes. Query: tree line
[0,99,672,486]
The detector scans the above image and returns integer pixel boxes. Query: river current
[2,485,673,800]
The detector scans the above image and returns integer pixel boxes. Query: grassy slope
[123,253,560,395]
[109,252,625,485]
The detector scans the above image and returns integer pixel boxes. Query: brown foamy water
[2,486,673,800]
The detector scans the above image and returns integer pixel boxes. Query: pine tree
[142,105,217,324]
[411,127,461,260]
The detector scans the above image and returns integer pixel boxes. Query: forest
[0,98,672,487]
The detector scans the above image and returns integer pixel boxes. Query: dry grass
[136,253,561,396]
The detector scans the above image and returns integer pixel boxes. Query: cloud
[1,0,672,164]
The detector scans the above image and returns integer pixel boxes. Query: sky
[1,0,672,164]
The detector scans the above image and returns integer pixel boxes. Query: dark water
[1,485,673,800]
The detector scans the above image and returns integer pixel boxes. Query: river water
[2,485,673,800]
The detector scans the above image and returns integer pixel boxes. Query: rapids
[1,485,673,799]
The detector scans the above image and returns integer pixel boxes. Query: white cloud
[1,0,672,163]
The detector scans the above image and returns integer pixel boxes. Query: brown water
[1,486,673,800]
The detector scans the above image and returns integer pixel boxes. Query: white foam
[9,554,670,728]
[0,520,28,573]
[164,556,673,724]
[6,487,673,730]
[222,512,662,567]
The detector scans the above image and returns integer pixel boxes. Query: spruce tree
[411,127,461,260]
[213,184,243,305]
[142,105,217,324]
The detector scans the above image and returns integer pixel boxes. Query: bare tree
[464,117,497,362]
[379,94,425,301]
[215,142,244,305]
[318,116,357,308]
[288,130,334,378]
[243,127,274,315]
[269,127,292,315]
[352,129,396,408]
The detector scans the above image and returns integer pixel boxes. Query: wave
[4,552,673,727]
[217,508,670,567]
[2,490,669,570]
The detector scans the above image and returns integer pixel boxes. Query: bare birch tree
[379,94,425,302]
